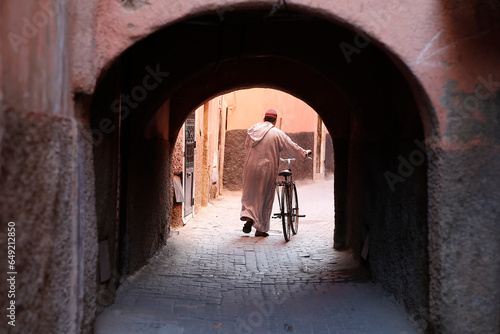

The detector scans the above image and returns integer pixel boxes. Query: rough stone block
[0,109,80,333]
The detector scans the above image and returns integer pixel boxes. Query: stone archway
[89,8,434,330]
[2,0,498,333]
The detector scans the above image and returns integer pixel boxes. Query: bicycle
[273,157,307,242]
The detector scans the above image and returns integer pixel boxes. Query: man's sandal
[242,220,253,233]
[255,231,269,237]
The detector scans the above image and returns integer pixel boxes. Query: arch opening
[89,9,431,329]
[169,87,334,226]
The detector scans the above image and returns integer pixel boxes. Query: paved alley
[94,179,418,334]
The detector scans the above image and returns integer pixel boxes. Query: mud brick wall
[170,135,184,228]
[224,129,314,191]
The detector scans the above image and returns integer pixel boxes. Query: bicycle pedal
[298,215,306,217]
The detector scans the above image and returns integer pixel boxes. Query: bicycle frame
[273,180,291,218]
[273,157,304,242]
[273,158,295,220]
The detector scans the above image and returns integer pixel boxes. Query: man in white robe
[240,109,311,236]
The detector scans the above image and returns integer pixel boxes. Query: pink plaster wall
[225,88,317,133]
[2,0,72,116]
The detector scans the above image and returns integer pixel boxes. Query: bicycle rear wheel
[281,185,292,242]
[291,183,299,235]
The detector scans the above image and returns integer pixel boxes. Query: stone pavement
[94,179,419,334]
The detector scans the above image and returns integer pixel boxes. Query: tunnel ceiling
[93,10,423,142]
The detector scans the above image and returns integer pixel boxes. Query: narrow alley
[2,2,500,333]
[95,179,417,334]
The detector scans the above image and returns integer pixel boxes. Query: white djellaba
[240,119,309,233]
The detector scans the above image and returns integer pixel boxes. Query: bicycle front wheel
[291,183,299,235]
[281,185,292,242]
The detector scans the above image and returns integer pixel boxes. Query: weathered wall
[79,124,99,333]
[123,139,171,275]
[0,97,99,334]
[170,131,184,228]
[0,1,98,333]
[224,130,314,190]
[115,56,173,277]
[325,133,334,177]
[199,104,210,207]
[194,106,204,214]
[346,137,429,328]
[428,83,500,333]
[282,132,314,180]
[428,146,500,333]
[337,51,430,326]
[0,110,80,333]
[205,98,223,201]
[333,137,348,250]
[223,129,248,191]
[90,63,122,314]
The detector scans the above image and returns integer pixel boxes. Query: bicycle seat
[279,169,292,177]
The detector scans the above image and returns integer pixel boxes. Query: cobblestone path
[95,179,418,334]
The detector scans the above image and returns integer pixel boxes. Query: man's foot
[242,219,253,233]
[255,231,269,237]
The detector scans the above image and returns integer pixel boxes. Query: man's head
[264,109,278,124]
